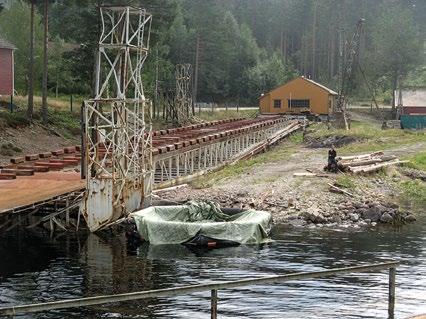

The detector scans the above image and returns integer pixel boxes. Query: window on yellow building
[273,100,281,108]
[288,99,310,108]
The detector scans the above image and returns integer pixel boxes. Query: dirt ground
[0,124,77,165]
[158,113,425,228]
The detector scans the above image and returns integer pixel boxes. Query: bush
[0,111,30,128]
[399,179,426,206]
[47,109,80,136]
[0,142,22,156]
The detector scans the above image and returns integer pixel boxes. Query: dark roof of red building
[0,37,17,50]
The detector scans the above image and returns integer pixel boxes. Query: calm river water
[1,219,425,319]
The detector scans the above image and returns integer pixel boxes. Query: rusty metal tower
[175,63,192,125]
[82,6,153,232]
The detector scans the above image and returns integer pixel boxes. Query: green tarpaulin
[131,201,273,245]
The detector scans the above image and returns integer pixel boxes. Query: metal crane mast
[336,18,365,129]
[175,63,192,125]
[82,6,153,232]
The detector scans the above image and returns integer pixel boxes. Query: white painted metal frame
[83,6,153,232]
[153,120,292,187]
[175,64,192,124]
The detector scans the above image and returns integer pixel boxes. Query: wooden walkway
[0,171,84,214]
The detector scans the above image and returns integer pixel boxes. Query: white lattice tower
[175,64,192,125]
[83,6,153,231]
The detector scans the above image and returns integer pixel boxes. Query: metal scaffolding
[174,63,193,125]
[82,6,153,232]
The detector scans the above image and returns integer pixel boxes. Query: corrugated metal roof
[394,88,426,107]
[302,77,339,95]
[0,37,17,50]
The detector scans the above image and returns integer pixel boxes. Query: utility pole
[193,34,200,115]
[311,1,318,80]
[154,48,159,119]
[26,0,35,122]
[41,0,49,125]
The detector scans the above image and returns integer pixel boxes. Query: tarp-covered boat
[130,201,272,246]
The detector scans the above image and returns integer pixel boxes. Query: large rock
[362,206,382,222]
[380,213,394,223]
[404,215,417,222]
[304,207,326,223]
[349,213,360,222]
[376,204,388,214]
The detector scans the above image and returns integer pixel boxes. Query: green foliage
[309,121,426,154]
[197,109,258,122]
[47,109,80,137]
[0,1,44,93]
[246,51,296,101]
[0,111,30,128]
[336,175,356,190]
[404,151,426,172]
[399,180,426,206]
[0,142,22,156]
[1,0,424,105]
[366,3,423,99]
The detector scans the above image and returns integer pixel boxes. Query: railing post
[211,289,218,319]
[388,267,396,318]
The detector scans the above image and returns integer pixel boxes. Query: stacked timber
[337,151,407,174]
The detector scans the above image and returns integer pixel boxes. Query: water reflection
[0,219,425,318]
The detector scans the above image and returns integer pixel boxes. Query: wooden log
[340,155,397,168]
[337,151,384,161]
[350,160,408,174]
[340,158,382,168]
[293,172,331,178]
[327,183,354,197]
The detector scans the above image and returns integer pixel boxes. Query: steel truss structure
[83,6,153,232]
[153,119,299,187]
[174,64,192,125]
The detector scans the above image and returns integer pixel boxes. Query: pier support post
[388,267,396,318]
[211,289,218,319]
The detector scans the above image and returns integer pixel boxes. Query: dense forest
[0,0,425,106]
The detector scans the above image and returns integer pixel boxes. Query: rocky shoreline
[157,186,417,230]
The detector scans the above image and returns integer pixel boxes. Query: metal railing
[0,261,398,318]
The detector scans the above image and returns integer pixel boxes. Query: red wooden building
[395,88,426,114]
[0,37,16,96]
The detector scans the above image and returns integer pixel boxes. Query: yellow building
[259,76,338,115]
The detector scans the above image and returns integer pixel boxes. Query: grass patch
[1,95,84,112]
[336,175,357,189]
[0,110,30,128]
[196,109,258,122]
[0,142,22,156]
[308,121,425,154]
[253,175,279,184]
[403,151,426,172]
[191,141,299,188]
[47,110,80,138]
[398,179,426,206]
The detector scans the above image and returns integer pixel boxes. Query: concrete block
[1,168,34,176]
[35,162,64,170]
[52,149,64,156]
[39,152,52,158]
[0,173,16,180]
[64,146,76,154]
[25,154,39,161]
[10,157,24,164]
